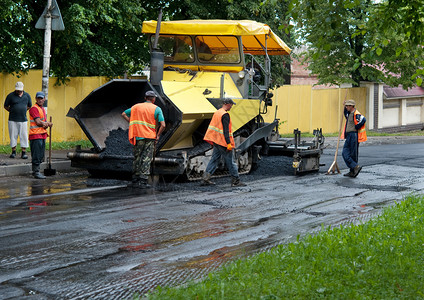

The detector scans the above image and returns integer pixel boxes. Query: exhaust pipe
[150,9,164,86]
[67,152,181,166]
[150,52,164,86]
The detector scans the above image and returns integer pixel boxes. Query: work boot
[33,171,46,179]
[343,170,354,177]
[201,172,215,186]
[127,178,138,188]
[21,152,28,159]
[10,151,16,158]
[132,179,151,189]
[231,177,246,187]
[352,165,362,178]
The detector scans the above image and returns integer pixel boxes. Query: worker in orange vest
[28,91,53,179]
[341,99,367,177]
[202,98,246,187]
[122,91,165,188]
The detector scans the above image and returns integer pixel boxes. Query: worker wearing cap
[341,99,367,177]
[3,81,32,159]
[202,98,246,187]
[29,92,53,179]
[122,90,165,188]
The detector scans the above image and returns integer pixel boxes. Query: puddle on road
[304,211,328,216]
[117,216,238,254]
[363,200,397,209]
[0,175,110,217]
[120,243,157,252]
[173,237,279,272]
[0,174,88,201]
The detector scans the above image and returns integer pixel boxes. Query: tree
[290,0,424,88]
[0,0,35,73]
[367,0,424,86]
[0,0,150,83]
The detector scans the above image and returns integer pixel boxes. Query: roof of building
[384,85,424,99]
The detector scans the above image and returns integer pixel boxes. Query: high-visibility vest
[204,108,235,147]
[341,109,367,143]
[128,102,157,145]
[29,105,47,136]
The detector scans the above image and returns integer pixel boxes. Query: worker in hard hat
[202,98,246,187]
[341,99,367,177]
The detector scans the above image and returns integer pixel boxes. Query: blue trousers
[205,143,239,179]
[30,138,46,173]
[342,132,359,171]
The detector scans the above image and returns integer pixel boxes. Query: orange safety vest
[341,109,367,143]
[29,105,47,136]
[128,102,157,145]
[204,108,235,148]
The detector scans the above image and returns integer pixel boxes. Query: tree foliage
[367,0,424,86]
[0,0,35,72]
[290,0,424,88]
[0,0,293,86]
[0,0,149,83]
[50,0,148,82]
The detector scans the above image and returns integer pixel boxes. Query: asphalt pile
[249,155,294,179]
[154,155,295,193]
[103,128,133,156]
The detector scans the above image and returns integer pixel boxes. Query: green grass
[143,194,424,299]
[0,140,93,154]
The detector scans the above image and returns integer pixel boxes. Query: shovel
[44,116,56,176]
[326,90,348,175]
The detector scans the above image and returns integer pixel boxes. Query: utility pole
[35,0,64,111]
[42,0,52,108]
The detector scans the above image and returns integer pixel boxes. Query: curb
[0,160,72,177]
[322,136,424,149]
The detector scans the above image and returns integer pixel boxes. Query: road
[1,142,424,299]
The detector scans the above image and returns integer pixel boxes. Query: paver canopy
[142,20,291,56]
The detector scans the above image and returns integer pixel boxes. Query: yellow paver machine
[67,19,324,179]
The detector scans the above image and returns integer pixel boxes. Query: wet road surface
[1,142,424,299]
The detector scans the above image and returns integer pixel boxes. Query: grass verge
[0,140,92,154]
[143,194,424,299]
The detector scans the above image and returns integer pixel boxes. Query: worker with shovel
[341,99,367,177]
[28,92,52,179]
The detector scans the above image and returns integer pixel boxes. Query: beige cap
[15,81,24,91]
[345,99,356,106]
